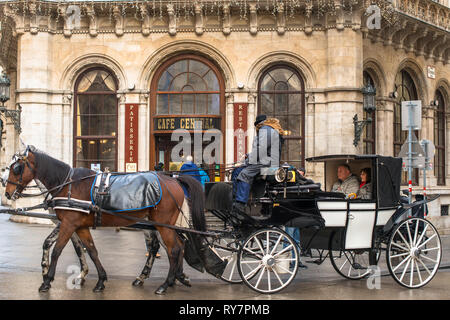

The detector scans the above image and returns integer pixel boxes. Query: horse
[3,145,206,294]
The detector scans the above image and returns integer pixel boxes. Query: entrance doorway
[155,134,220,181]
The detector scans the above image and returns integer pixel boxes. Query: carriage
[204,154,442,294]
[1,148,442,295]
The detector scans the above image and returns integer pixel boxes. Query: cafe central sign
[154,117,221,131]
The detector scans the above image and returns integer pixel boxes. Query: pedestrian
[198,165,210,190]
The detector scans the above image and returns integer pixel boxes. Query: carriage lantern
[353,84,376,147]
[0,72,21,133]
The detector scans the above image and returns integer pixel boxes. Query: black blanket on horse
[90,172,161,212]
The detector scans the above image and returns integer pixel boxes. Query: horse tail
[176,175,206,232]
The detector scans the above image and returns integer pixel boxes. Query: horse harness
[5,158,214,236]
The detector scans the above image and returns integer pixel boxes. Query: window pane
[189,60,210,77]
[158,71,173,91]
[167,60,188,76]
[75,139,116,172]
[103,95,117,115]
[274,93,288,115]
[170,73,188,91]
[196,94,207,114]
[182,94,194,114]
[187,73,207,91]
[77,96,90,115]
[157,94,169,114]
[289,94,302,114]
[288,139,302,161]
[288,114,301,136]
[170,94,181,114]
[209,94,220,115]
[261,94,273,114]
[77,115,89,136]
[260,74,275,91]
[270,68,291,83]
[203,70,219,91]
[287,74,302,91]
[89,115,116,136]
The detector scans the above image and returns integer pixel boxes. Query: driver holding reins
[232,114,289,216]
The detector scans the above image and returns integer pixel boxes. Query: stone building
[0,0,449,230]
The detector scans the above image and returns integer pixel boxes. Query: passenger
[357,167,372,200]
[331,164,359,198]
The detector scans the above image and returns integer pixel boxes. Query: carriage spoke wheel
[329,232,378,280]
[210,238,242,284]
[387,217,441,289]
[237,228,299,294]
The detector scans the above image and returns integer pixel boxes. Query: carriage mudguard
[90,172,162,212]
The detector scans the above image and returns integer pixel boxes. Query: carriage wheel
[329,231,379,280]
[387,217,441,289]
[237,228,299,294]
[210,238,243,284]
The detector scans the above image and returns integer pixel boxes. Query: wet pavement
[1,214,450,300]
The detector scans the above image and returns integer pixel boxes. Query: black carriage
[205,154,442,294]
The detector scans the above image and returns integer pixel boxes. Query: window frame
[434,89,446,186]
[73,67,119,171]
[257,64,306,169]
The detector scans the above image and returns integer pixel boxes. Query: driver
[331,164,359,198]
[232,114,288,216]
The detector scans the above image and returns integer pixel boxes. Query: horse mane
[29,146,72,189]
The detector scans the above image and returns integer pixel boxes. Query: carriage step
[306,259,325,265]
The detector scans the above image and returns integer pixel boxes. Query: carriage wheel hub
[411,247,421,258]
[262,255,275,268]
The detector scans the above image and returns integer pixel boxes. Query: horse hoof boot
[132,279,144,287]
[39,283,51,292]
[93,283,105,292]
[155,286,167,295]
[177,275,191,287]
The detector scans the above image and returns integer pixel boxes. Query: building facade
[0,0,449,229]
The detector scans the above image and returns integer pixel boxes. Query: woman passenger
[357,168,372,200]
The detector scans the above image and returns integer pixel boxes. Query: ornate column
[225,93,235,169]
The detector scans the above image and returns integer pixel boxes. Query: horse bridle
[1,154,38,199]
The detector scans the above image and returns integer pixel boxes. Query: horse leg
[132,229,160,287]
[70,233,89,287]
[39,221,77,292]
[75,227,108,292]
[41,223,60,280]
[154,228,184,295]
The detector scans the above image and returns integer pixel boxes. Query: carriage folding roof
[306,154,380,162]
[306,154,403,209]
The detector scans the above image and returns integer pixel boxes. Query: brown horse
[3,145,206,294]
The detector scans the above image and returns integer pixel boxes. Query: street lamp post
[0,72,21,133]
[353,83,376,147]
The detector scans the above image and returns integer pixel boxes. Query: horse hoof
[93,284,105,292]
[39,283,51,292]
[132,279,144,287]
[154,287,166,295]
[177,276,191,287]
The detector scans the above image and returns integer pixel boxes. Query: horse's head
[2,146,37,200]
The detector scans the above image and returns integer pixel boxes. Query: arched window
[156,58,221,115]
[394,70,419,184]
[258,65,305,169]
[434,89,446,186]
[73,68,118,171]
[363,71,376,154]
[150,55,225,175]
